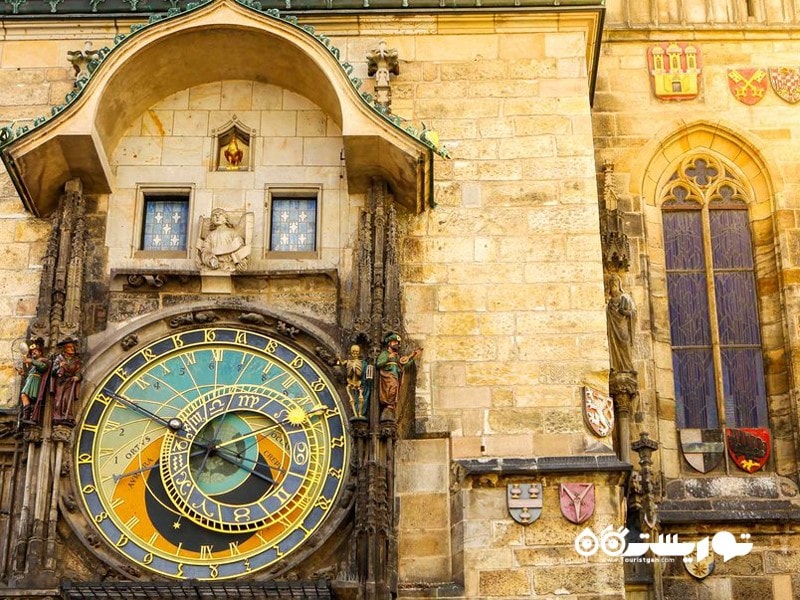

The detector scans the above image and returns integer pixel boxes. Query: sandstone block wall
[594,18,800,599]
[0,9,617,598]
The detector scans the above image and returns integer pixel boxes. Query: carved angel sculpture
[196,208,252,272]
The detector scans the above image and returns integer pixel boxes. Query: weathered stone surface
[478,569,530,596]
[532,564,623,595]
[730,576,773,598]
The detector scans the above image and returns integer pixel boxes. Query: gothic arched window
[661,155,768,429]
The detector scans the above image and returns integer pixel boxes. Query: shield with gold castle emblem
[769,67,800,103]
[728,68,768,105]
[726,428,771,473]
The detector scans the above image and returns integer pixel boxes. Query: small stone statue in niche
[342,344,372,419]
[50,336,82,427]
[17,337,49,426]
[196,208,252,272]
[376,332,421,421]
[606,273,637,374]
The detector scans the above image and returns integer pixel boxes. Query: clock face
[75,327,349,580]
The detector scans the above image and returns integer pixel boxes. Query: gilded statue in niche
[196,208,252,272]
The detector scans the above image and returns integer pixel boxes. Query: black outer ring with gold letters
[75,326,349,581]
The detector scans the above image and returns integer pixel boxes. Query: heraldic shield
[559,483,595,524]
[583,386,614,438]
[684,537,715,580]
[727,68,768,105]
[679,429,724,473]
[726,428,771,473]
[769,67,800,103]
[507,483,543,525]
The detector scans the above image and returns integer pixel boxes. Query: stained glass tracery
[661,155,767,430]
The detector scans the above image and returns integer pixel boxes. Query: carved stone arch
[1,0,435,217]
[633,120,797,479]
[633,119,782,205]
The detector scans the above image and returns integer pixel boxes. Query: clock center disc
[160,384,300,532]
[190,414,262,495]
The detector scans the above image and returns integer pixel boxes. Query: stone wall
[594,18,800,599]
[0,8,617,598]
[0,27,84,408]
[605,0,800,25]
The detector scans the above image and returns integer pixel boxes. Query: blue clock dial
[75,327,349,580]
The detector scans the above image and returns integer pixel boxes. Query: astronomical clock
[62,319,354,583]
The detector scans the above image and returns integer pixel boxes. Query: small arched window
[661,155,767,429]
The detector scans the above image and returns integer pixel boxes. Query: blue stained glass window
[711,207,767,427]
[662,166,768,431]
[722,348,767,427]
[673,348,717,428]
[270,197,317,252]
[141,195,189,252]
[664,209,717,428]
[710,210,754,269]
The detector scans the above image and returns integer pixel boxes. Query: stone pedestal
[200,272,233,294]
[609,370,638,463]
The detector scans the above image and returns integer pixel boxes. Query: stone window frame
[636,122,792,477]
[264,184,322,260]
[133,184,195,260]
[659,153,768,430]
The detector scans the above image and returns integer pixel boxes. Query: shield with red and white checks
[769,67,800,103]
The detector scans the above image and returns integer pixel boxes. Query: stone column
[609,370,638,463]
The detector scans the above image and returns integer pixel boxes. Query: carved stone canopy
[0,0,435,217]
[211,115,256,171]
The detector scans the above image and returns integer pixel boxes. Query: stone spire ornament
[367,40,399,111]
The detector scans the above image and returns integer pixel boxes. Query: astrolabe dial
[160,384,327,534]
[74,327,349,580]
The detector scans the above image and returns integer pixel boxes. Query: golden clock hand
[215,406,327,450]
[104,390,186,434]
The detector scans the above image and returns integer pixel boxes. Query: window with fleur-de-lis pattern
[269,197,318,253]
[141,193,190,252]
[661,155,767,429]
